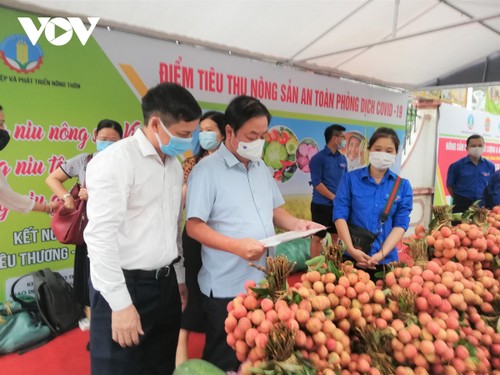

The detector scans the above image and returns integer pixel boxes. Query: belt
[122,256,181,280]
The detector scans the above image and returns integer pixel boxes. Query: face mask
[96,140,115,152]
[155,120,192,157]
[234,136,265,161]
[369,151,396,170]
[199,131,221,151]
[0,129,10,151]
[468,146,484,158]
[340,139,346,149]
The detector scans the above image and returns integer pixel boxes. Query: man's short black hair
[141,83,202,125]
[466,134,484,147]
[324,124,346,144]
[225,96,271,133]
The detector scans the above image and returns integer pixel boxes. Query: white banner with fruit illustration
[0,7,407,301]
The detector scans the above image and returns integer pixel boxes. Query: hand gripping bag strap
[379,176,402,223]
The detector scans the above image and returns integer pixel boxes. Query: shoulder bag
[50,154,92,245]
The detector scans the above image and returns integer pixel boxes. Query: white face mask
[235,137,265,161]
[468,146,484,158]
[369,151,396,170]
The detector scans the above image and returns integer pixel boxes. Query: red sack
[50,184,88,245]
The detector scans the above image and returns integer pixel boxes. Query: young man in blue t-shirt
[309,124,348,257]
[446,134,495,213]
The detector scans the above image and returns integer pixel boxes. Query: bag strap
[380,175,402,223]
[10,273,37,310]
[32,269,57,333]
[82,153,93,188]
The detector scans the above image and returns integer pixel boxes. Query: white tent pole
[392,0,400,38]
[294,13,500,63]
[288,0,373,61]
[441,0,500,36]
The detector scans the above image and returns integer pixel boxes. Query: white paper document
[259,227,325,247]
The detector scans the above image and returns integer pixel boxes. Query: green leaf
[250,286,270,298]
[292,290,302,304]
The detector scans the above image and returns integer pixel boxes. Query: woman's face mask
[0,129,10,151]
[199,131,221,151]
[96,140,116,152]
[369,151,396,171]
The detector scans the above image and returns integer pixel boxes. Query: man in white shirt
[84,83,201,375]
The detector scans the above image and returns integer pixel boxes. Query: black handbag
[348,176,402,254]
[347,223,378,254]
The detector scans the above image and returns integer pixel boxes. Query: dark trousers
[201,293,239,372]
[180,227,205,332]
[89,269,181,375]
[452,194,474,214]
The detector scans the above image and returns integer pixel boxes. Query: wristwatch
[61,193,72,201]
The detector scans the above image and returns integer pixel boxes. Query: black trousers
[180,227,205,332]
[201,293,240,372]
[89,269,181,375]
[452,194,474,214]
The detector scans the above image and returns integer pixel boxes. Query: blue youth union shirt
[446,156,495,201]
[186,143,285,298]
[310,146,347,206]
[333,167,413,264]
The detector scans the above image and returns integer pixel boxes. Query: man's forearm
[315,183,335,201]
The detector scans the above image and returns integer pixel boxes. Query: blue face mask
[155,119,192,157]
[96,140,115,152]
[199,131,221,151]
[340,139,346,149]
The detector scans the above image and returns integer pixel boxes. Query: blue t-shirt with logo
[310,146,347,206]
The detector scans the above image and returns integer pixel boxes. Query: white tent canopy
[2,0,500,90]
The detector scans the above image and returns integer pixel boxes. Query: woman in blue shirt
[334,127,413,277]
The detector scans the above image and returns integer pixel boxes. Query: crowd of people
[1,83,499,374]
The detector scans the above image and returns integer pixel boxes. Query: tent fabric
[2,0,500,90]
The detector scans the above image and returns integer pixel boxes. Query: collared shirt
[60,153,94,185]
[186,143,284,298]
[310,146,347,206]
[333,167,413,263]
[446,156,495,201]
[485,170,500,208]
[84,129,184,311]
[0,173,35,213]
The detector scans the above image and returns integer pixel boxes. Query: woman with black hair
[45,119,123,329]
[176,111,226,365]
[334,127,413,279]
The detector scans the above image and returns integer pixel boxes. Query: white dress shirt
[0,173,35,213]
[84,129,184,311]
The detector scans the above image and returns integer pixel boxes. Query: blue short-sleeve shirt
[485,170,500,208]
[333,166,413,264]
[309,146,347,206]
[186,143,285,298]
[446,156,495,201]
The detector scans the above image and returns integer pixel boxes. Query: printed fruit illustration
[263,126,299,183]
[296,138,319,173]
[263,142,288,169]
[285,138,298,154]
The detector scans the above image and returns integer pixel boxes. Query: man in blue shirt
[309,124,348,257]
[446,134,495,213]
[185,96,322,372]
[485,169,500,209]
